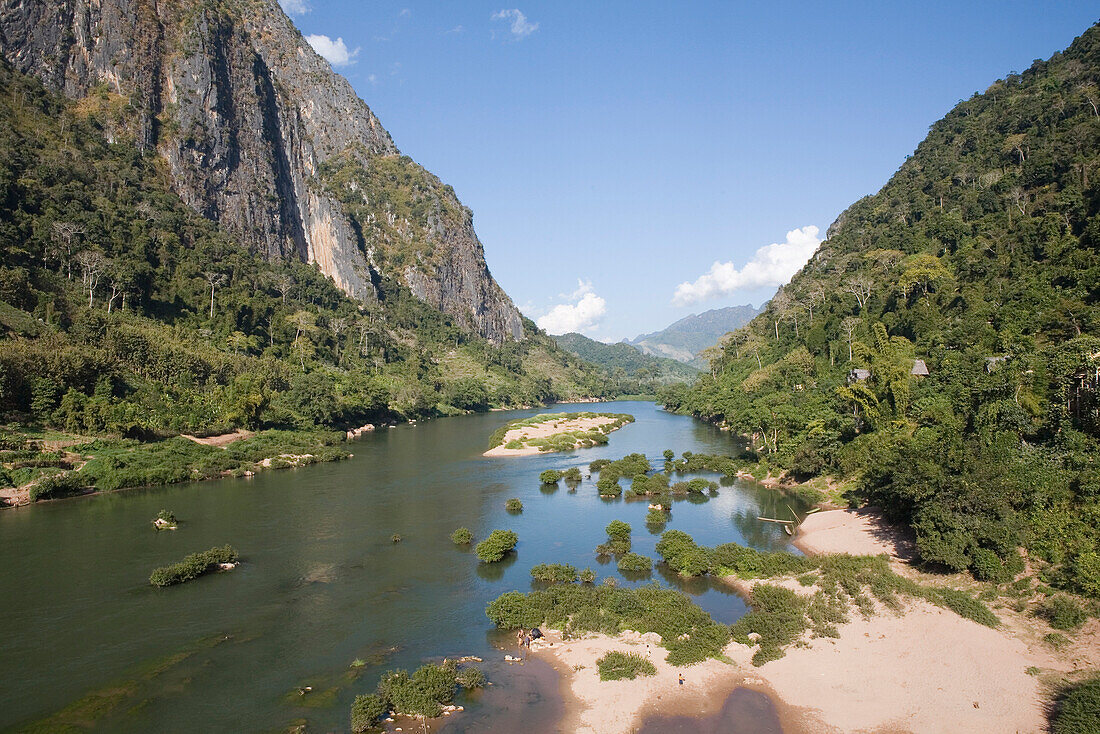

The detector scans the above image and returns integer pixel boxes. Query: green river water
[0,401,805,732]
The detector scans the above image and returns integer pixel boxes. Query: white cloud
[672,225,822,306]
[491,9,539,40]
[306,34,359,67]
[537,279,606,335]
[279,0,310,15]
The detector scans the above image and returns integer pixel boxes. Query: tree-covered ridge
[0,59,618,445]
[552,332,699,386]
[668,24,1100,596]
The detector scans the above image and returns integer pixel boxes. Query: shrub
[971,547,1020,583]
[505,498,523,512]
[487,583,728,663]
[563,467,583,483]
[375,661,458,719]
[645,508,667,526]
[149,545,238,587]
[596,651,656,681]
[451,527,472,544]
[580,568,596,583]
[539,469,562,485]
[1038,596,1089,630]
[730,584,809,666]
[606,520,631,543]
[617,553,653,573]
[596,476,622,496]
[485,590,549,628]
[589,459,612,473]
[531,563,578,583]
[655,529,697,566]
[932,588,999,628]
[596,539,631,556]
[351,693,386,732]
[476,530,518,562]
[1053,675,1100,734]
[674,547,712,577]
[455,666,486,689]
[28,473,84,502]
[156,509,177,524]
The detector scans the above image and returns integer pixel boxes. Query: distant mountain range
[552,333,700,383]
[626,305,762,368]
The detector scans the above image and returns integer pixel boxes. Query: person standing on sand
[678,673,684,686]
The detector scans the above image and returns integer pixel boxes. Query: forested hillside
[665,24,1100,597]
[552,332,699,390]
[0,59,611,442]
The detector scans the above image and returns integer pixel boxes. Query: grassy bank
[1,428,351,506]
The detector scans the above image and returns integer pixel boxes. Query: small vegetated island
[483,412,634,457]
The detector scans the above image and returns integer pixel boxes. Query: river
[0,401,805,732]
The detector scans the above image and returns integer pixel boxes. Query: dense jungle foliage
[666,24,1100,597]
[0,59,620,447]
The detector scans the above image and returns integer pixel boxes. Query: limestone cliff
[0,0,523,341]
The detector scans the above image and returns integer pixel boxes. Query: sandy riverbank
[483,416,625,457]
[522,508,1092,734]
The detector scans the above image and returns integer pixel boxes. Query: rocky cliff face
[0,0,522,341]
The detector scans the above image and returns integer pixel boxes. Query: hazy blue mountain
[627,304,762,367]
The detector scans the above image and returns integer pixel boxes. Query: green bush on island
[351,693,387,732]
[149,545,239,587]
[562,467,583,484]
[1037,596,1089,631]
[596,476,622,497]
[645,509,667,526]
[156,509,177,524]
[531,563,579,583]
[606,520,631,543]
[451,527,473,544]
[475,530,518,563]
[505,498,524,512]
[455,666,486,689]
[596,651,657,681]
[580,568,596,583]
[617,553,653,573]
[1053,675,1100,734]
[663,449,675,461]
[589,459,612,473]
[485,582,730,665]
[539,470,562,484]
[629,472,671,497]
[362,660,481,721]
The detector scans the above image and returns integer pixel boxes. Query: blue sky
[281,1,1099,342]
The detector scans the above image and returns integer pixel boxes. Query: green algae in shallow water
[14,634,236,732]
